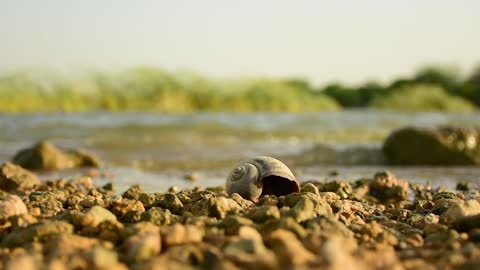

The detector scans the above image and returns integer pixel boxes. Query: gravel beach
[1,162,480,270]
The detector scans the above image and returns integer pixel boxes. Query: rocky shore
[1,162,480,270]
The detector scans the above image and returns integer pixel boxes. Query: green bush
[371,84,476,112]
[322,82,387,107]
[0,68,340,113]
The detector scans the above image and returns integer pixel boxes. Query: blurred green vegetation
[371,85,475,112]
[0,65,479,112]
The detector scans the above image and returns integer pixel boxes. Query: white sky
[1,0,479,84]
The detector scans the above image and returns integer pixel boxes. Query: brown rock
[321,236,362,270]
[443,200,480,225]
[289,197,316,223]
[44,234,125,270]
[191,197,242,219]
[283,192,333,217]
[0,162,40,192]
[223,216,254,235]
[0,195,28,220]
[266,229,315,266]
[2,220,74,248]
[4,254,36,270]
[319,192,341,205]
[110,199,145,218]
[246,205,280,223]
[161,224,203,248]
[369,171,409,203]
[11,141,101,170]
[123,226,161,263]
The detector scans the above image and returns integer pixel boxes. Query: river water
[1,110,479,192]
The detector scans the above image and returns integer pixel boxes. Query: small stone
[424,213,440,224]
[320,181,353,199]
[300,183,320,196]
[283,192,332,217]
[246,205,280,223]
[70,176,95,194]
[42,234,124,269]
[223,216,254,235]
[0,195,28,220]
[122,185,143,200]
[176,193,192,206]
[225,238,266,255]
[191,197,242,219]
[318,192,341,205]
[369,171,409,203]
[161,224,203,248]
[261,217,307,239]
[168,186,179,193]
[110,199,145,218]
[361,221,384,238]
[289,197,316,223]
[158,193,184,215]
[237,226,262,241]
[266,229,315,266]
[321,236,360,270]
[141,208,172,226]
[138,193,158,209]
[83,206,117,227]
[407,214,425,228]
[123,227,161,263]
[306,215,354,239]
[257,195,279,207]
[27,191,63,218]
[231,193,255,209]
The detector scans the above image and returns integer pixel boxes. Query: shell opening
[260,175,300,197]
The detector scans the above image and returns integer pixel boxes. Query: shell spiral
[226,156,299,200]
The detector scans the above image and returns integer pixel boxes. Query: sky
[1,0,479,85]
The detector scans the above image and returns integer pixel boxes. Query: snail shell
[226,156,300,200]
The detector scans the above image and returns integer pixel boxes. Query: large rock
[0,162,40,192]
[383,127,480,165]
[11,141,101,170]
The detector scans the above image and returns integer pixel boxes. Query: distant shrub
[322,82,387,107]
[371,84,476,112]
[458,65,480,106]
[0,68,340,113]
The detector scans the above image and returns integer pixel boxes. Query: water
[1,110,479,192]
